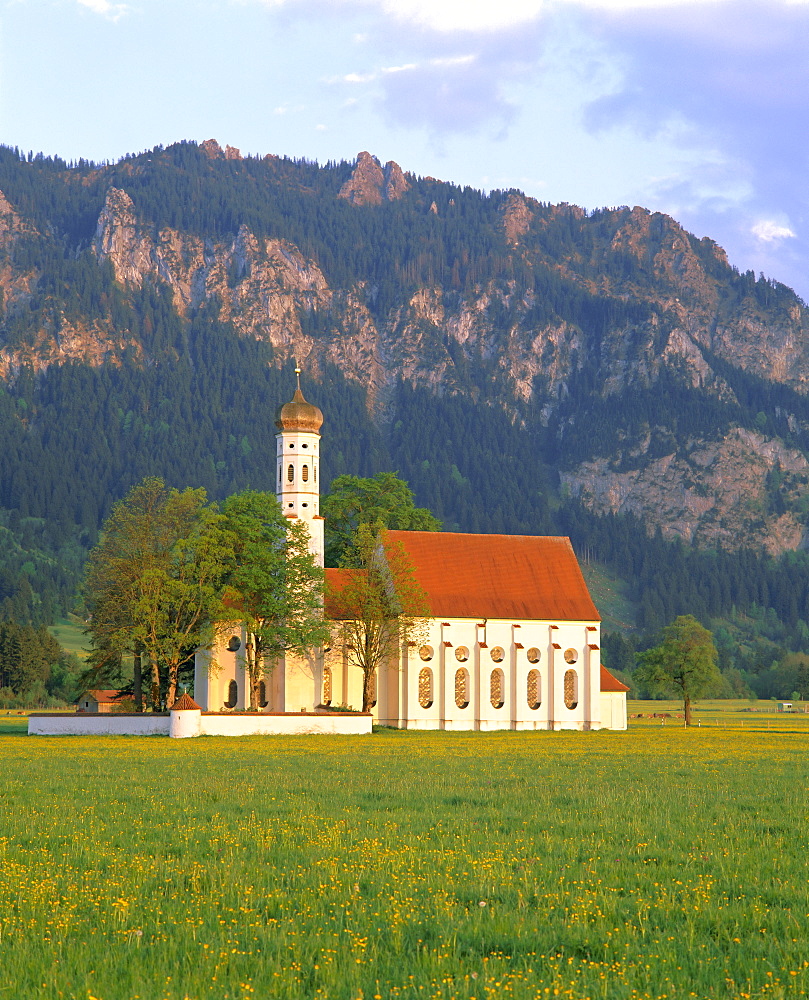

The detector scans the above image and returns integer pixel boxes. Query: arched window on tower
[287,464,294,483]
[302,464,309,482]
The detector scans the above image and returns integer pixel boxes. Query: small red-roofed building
[76,690,132,713]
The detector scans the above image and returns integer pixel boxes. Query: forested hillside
[2,138,809,699]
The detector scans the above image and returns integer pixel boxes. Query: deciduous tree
[322,472,440,568]
[326,525,429,713]
[84,478,234,709]
[635,615,720,725]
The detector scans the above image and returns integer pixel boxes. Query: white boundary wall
[28,711,372,737]
[28,714,171,736]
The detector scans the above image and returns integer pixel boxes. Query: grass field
[3,719,809,999]
[47,615,91,661]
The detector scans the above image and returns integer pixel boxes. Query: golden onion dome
[275,372,323,433]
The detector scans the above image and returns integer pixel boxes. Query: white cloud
[752,220,796,243]
[252,0,800,34]
[430,54,476,68]
[77,0,128,19]
[376,0,544,31]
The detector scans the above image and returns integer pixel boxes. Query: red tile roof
[600,665,630,692]
[324,567,361,620]
[86,689,124,704]
[381,531,600,622]
[171,692,202,711]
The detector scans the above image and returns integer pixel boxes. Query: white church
[193,377,628,731]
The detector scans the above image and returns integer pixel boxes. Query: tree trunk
[246,636,258,711]
[684,692,692,727]
[362,667,374,713]
[133,645,143,713]
[166,663,177,709]
[149,654,160,711]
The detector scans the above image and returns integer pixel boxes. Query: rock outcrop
[338,152,410,206]
[562,429,809,555]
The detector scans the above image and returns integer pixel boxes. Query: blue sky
[2,0,807,299]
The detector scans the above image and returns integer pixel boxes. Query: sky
[1,0,807,299]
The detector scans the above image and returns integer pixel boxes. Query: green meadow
[2,720,809,1000]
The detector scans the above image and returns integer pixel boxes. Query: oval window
[419,645,434,661]
[302,464,309,482]
[564,648,578,664]
[564,669,578,710]
[226,635,241,652]
[490,646,504,663]
[418,667,433,709]
[490,668,504,709]
[455,668,469,709]
[527,647,540,664]
[455,646,469,662]
[527,669,541,710]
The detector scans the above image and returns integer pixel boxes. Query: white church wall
[193,629,250,712]
[600,691,627,731]
[379,618,606,732]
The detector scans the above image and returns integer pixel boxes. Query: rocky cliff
[1,143,808,553]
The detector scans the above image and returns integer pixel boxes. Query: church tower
[275,368,325,567]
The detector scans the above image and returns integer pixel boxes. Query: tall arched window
[455,668,469,709]
[527,669,541,710]
[418,667,433,709]
[302,464,309,482]
[287,464,294,483]
[564,669,578,710]
[490,668,504,709]
[322,666,332,707]
[369,670,377,708]
[258,680,268,709]
[225,679,238,709]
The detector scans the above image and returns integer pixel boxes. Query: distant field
[47,614,90,660]
[3,725,809,999]
[580,562,638,634]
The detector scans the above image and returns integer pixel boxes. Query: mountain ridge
[0,140,808,566]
